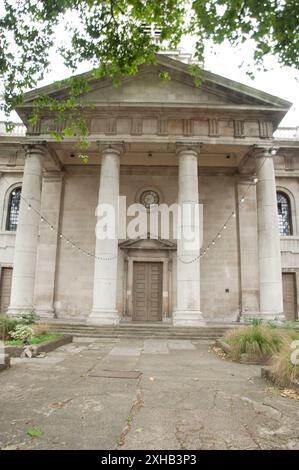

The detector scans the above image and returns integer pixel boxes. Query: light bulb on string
[241,196,245,203]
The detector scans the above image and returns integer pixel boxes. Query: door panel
[0,267,13,313]
[133,262,162,321]
[282,273,297,321]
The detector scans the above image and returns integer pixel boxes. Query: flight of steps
[48,322,232,340]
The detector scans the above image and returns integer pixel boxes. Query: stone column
[237,179,259,319]
[88,146,121,325]
[34,171,63,318]
[256,149,284,319]
[173,147,205,326]
[8,145,44,316]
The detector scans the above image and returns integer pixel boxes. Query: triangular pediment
[20,55,291,112]
[119,236,177,251]
[76,71,236,106]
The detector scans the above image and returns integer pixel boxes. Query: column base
[241,311,285,323]
[87,309,120,326]
[173,310,206,327]
[6,306,35,318]
[35,307,55,320]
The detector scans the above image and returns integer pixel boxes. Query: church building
[0,54,298,326]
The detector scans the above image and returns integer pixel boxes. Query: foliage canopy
[0,1,298,143]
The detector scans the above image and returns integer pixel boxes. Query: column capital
[23,143,46,159]
[97,142,125,157]
[252,145,280,159]
[175,143,201,158]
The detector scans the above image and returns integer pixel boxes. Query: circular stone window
[140,189,160,209]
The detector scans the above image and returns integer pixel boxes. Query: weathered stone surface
[0,339,298,450]
[0,354,10,372]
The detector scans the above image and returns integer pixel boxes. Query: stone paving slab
[143,339,169,354]
[0,338,298,450]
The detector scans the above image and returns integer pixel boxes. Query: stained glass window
[277,191,292,236]
[6,187,21,231]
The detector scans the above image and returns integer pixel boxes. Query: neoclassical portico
[6,142,286,325]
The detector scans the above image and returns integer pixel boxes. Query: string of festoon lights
[2,176,118,262]
[176,155,268,264]
[2,155,267,265]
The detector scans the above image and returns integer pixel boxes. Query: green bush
[225,324,285,361]
[10,324,34,341]
[0,315,20,340]
[271,344,299,387]
[19,310,39,325]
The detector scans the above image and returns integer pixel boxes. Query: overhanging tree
[0,0,298,145]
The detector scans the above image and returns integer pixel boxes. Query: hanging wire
[2,176,117,262]
[1,154,269,265]
[176,155,268,264]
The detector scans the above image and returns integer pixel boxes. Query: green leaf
[27,427,44,437]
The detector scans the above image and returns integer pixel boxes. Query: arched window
[6,187,21,231]
[277,191,292,236]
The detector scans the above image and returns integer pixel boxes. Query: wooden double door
[133,262,163,321]
[282,273,297,321]
[0,267,13,313]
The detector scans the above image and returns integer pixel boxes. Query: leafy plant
[225,325,284,361]
[27,427,44,438]
[19,311,39,325]
[0,315,20,340]
[271,345,299,387]
[0,0,298,148]
[5,333,61,346]
[10,325,34,341]
[248,318,263,327]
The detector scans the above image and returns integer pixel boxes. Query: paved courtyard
[0,338,298,450]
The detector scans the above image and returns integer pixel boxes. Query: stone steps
[48,323,232,340]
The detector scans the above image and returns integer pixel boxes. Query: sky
[202,40,299,127]
[1,33,299,128]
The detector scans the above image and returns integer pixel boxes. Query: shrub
[225,324,284,361]
[271,344,299,387]
[0,315,20,340]
[10,324,34,341]
[19,311,39,325]
[32,323,49,336]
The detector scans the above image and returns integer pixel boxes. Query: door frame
[126,256,170,322]
[0,264,13,313]
[132,261,163,322]
[282,270,298,321]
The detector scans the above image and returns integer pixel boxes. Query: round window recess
[140,190,160,209]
